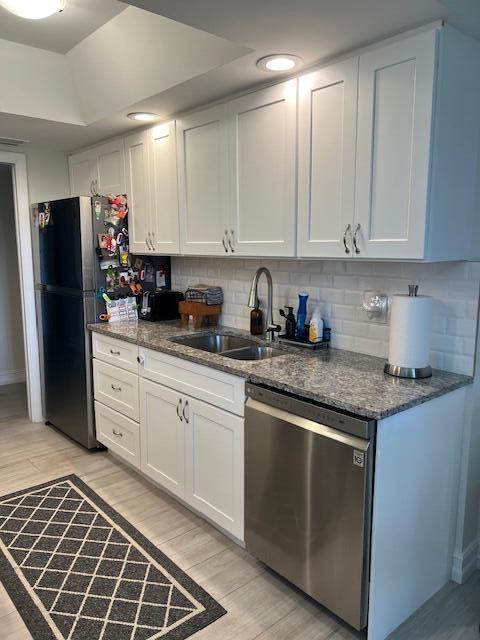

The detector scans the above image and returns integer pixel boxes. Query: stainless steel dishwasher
[245,383,375,631]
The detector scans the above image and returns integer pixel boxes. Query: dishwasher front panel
[245,397,373,630]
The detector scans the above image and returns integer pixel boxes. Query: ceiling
[0,0,479,153]
[0,0,126,53]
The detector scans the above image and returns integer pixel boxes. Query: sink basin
[170,333,258,353]
[169,333,286,360]
[222,345,285,361]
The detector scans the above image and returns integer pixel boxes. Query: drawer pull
[110,349,121,356]
[137,355,145,365]
[112,429,123,438]
[177,398,183,421]
[111,384,122,392]
[183,399,190,424]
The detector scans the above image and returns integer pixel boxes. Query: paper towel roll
[388,294,433,369]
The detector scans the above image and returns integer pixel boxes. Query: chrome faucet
[247,267,281,343]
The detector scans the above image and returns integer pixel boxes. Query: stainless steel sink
[169,333,286,360]
[222,345,285,361]
[170,333,258,353]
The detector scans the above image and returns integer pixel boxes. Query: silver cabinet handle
[353,223,361,255]
[147,232,153,251]
[177,398,183,421]
[228,229,235,253]
[343,224,351,254]
[112,429,123,437]
[182,399,190,424]
[137,354,145,365]
[151,230,155,251]
[110,349,121,356]
[222,230,228,253]
[111,384,122,392]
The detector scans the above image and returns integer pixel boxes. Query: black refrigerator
[34,196,110,449]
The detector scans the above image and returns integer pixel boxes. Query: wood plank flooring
[0,383,478,640]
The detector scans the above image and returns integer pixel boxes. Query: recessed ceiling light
[0,0,66,19]
[127,112,158,122]
[256,54,303,72]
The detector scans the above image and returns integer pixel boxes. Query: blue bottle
[296,292,309,340]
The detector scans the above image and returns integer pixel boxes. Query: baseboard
[0,369,26,386]
[452,539,479,583]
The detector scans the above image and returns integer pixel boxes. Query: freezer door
[40,288,98,449]
[245,398,373,630]
[38,197,93,291]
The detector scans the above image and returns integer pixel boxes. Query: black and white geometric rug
[0,475,226,640]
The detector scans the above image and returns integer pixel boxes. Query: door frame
[0,151,43,422]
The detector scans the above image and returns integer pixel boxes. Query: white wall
[172,257,480,375]
[24,148,70,203]
[0,165,24,384]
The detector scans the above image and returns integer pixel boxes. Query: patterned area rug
[0,475,226,640]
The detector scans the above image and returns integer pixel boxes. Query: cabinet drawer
[139,348,245,416]
[93,359,139,421]
[95,401,140,468]
[92,333,138,373]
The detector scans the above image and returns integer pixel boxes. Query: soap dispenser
[280,306,296,339]
[296,293,309,340]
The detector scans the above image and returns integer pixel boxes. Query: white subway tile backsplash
[171,257,480,375]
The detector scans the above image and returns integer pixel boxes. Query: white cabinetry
[354,31,436,259]
[92,332,245,541]
[125,123,180,255]
[228,80,297,257]
[124,130,152,254]
[185,396,244,539]
[297,59,358,258]
[69,139,126,197]
[140,378,185,499]
[177,104,230,255]
[138,346,245,539]
[149,122,180,254]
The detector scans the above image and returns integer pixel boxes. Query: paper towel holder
[384,284,432,379]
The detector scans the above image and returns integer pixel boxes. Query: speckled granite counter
[87,321,472,420]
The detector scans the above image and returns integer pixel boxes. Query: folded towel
[185,284,223,305]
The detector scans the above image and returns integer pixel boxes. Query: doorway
[0,152,42,423]
[0,164,27,418]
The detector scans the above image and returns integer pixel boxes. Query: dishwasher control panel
[245,383,375,440]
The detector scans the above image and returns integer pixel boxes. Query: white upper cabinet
[228,80,297,257]
[95,139,126,196]
[69,149,97,196]
[297,59,358,258]
[149,122,180,254]
[354,31,436,259]
[124,130,151,254]
[69,139,126,197]
[177,104,230,255]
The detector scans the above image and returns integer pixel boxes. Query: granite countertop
[87,321,472,420]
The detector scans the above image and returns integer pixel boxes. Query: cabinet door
[95,139,126,196]
[149,122,180,254]
[184,396,244,539]
[177,104,230,255]
[124,130,151,254]
[69,150,97,196]
[297,60,358,258]
[229,80,297,257]
[140,378,185,499]
[354,30,436,259]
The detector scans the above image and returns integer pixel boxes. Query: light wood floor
[0,383,478,640]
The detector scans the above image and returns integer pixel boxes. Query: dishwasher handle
[246,397,370,452]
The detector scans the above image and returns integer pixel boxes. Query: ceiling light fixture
[256,54,303,72]
[0,0,66,19]
[127,112,158,123]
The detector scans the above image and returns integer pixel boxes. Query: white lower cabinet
[184,396,244,540]
[138,352,245,540]
[95,401,140,468]
[139,378,185,500]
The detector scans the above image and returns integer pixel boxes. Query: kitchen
[0,1,479,639]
